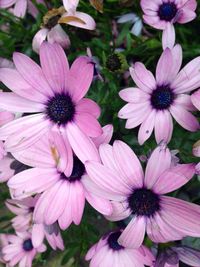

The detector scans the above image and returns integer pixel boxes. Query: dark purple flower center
[158,2,177,21]
[46,93,75,125]
[151,85,174,110]
[23,239,33,252]
[107,232,124,251]
[128,188,160,217]
[60,156,85,182]
[45,15,60,29]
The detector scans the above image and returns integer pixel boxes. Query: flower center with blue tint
[60,156,85,182]
[23,239,33,252]
[158,2,177,21]
[107,232,124,251]
[151,85,174,110]
[128,188,160,217]
[46,93,75,125]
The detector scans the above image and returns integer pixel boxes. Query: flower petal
[138,109,156,145]
[156,48,173,85]
[154,110,173,144]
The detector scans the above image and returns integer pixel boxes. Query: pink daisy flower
[85,140,200,249]
[141,0,197,49]
[0,0,45,18]
[85,230,154,267]
[6,197,64,251]
[2,232,46,267]
[8,130,113,230]
[118,45,200,145]
[0,42,102,165]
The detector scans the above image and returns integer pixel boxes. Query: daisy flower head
[2,232,46,267]
[0,42,103,163]
[85,230,154,267]
[85,140,200,249]
[8,131,113,230]
[118,45,200,145]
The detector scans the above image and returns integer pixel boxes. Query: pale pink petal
[74,112,102,137]
[0,92,44,112]
[144,144,171,189]
[130,64,156,93]
[62,11,96,30]
[177,9,196,23]
[32,224,45,248]
[191,89,200,110]
[0,0,16,8]
[85,161,132,196]
[154,110,173,144]
[119,87,150,103]
[27,0,38,18]
[63,0,79,12]
[113,140,144,187]
[76,98,101,118]
[0,111,14,126]
[170,44,183,80]
[0,68,47,102]
[66,122,100,163]
[67,56,94,102]
[71,181,85,225]
[92,124,113,148]
[170,104,199,131]
[85,190,113,216]
[138,109,156,145]
[47,25,70,50]
[162,23,175,50]
[172,247,200,267]
[156,48,173,84]
[153,163,195,194]
[118,216,146,248]
[175,94,196,111]
[13,0,27,18]
[125,105,152,129]
[13,52,53,97]
[44,181,69,225]
[118,102,151,120]
[39,42,69,93]
[32,28,48,54]
[105,201,131,222]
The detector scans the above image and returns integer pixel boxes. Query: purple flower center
[128,188,160,217]
[107,232,124,251]
[23,239,33,252]
[151,85,174,110]
[158,2,177,21]
[46,93,75,125]
[60,156,85,182]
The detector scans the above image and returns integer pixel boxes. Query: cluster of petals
[8,126,113,230]
[118,45,200,145]
[0,42,103,167]
[33,0,95,52]
[85,140,200,249]
[0,0,45,18]
[85,230,154,267]
[141,0,197,49]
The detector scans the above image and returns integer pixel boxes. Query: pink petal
[74,112,103,138]
[92,124,113,148]
[113,140,144,187]
[66,122,100,163]
[118,216,146,248]
[170,104,199,131]
[0,68,47,102]
[76,98,101,118]
[85,190,112,216]
[67,56,94,102]
[39,42,69,93]
[154,110,173,144]
[138,109,156,145]
[13,0,27,18]
[118,102,150,120]
[191,89,200,110]
[170,44,183,81]
[156,48,173,85]
[71,181,85,225]
[144,144,171,189]
[0,111,14,126]
[119,87,150,103]
[153,163,195,194]
[105,201,131,222]
[125,105,152,129]
[44,181,69,225]
[0,0,16,8]
[0,92,44,113]
[47,25,70,50]
[85,161,132,197]
[32,28,48,54]
[177,9,196,24]
[13,52,53,97]
[129,64,156,93]
[63,0,79,11]
[162,23,175,50]
[175,94,196,111]
[62,11,96,30]
[32,224,45,248]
